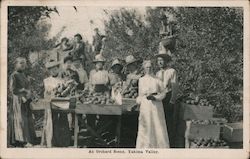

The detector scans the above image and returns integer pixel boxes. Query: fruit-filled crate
[222,122,243,142]
[180,102,214,120]
[187,138,229,149]
[122,98,138,112]
[185,120,221,140]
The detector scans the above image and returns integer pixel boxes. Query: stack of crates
[180,102,229,148]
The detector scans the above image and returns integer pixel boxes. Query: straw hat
[45,60,60,69]
[125,55,139,66]
[111,59,123,69]
[93,54,106,63]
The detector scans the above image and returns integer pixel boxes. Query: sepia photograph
[0,0,249,159]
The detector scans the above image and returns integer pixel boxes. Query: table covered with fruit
[31,83,139,147]
[31,81,243,148]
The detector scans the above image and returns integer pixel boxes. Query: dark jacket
[70,41,85,62]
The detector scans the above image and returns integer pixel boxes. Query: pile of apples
[191,120,218,125]
[190,138,228,148]
[79,92,115,105]
[122,86,138,99]
[53,81,77,97]
[191,118,227,125]
[184,96,213,107]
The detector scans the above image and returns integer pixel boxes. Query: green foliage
[7,7,243,123]
[8,7,57,57]
[103,7,243,122]
[8,6,57,102]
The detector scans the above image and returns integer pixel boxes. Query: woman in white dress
[136,60,170,148]
[41,60,64,147]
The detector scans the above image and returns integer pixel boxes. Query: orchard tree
[8,6,61,96]
[103,7,243,122]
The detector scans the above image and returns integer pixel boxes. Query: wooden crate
[51,97,76,109]
[222,122,243,142]
[181,103,213,120]
[188,123,221,140]
[122,98,138,112]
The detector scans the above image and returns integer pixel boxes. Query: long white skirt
[136,97,170,148]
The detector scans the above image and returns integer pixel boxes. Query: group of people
[9,32,179,148]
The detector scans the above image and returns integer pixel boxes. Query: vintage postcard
[0,0,249,159]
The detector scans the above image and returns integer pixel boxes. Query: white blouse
[89,69,109,85]
[156,68,177,91]
[137,74,166,104]
[156,68,178,103]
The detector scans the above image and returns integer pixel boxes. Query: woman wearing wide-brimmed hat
[108,58,125,105]
[122,55,143,92]
[41,59,64,147]
[109,58,125,87]
[155,50,178,148]
[88,54,110,93]
[86,54,111,134]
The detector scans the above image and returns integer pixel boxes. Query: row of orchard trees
[102,7,243,122]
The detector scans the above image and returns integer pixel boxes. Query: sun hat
[45,59,60,69]
[111,59,123,69]
[93,54,106,63]
[125,55,140,66]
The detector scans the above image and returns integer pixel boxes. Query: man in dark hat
[155,51,178,148]
[70,33,86,66]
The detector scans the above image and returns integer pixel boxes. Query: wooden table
[31,99,138,147]
[73,101,138,147]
